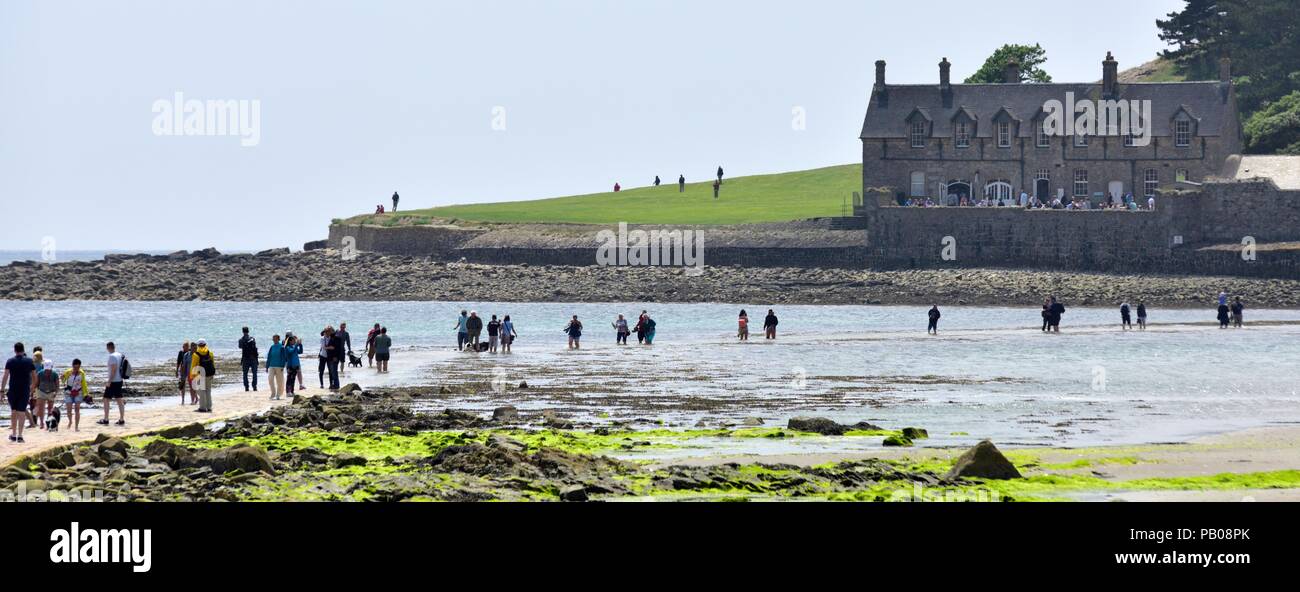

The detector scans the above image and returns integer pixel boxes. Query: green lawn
[344,164,862,226]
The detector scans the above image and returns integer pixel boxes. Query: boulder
[95,436,131,456]
[787,417,849,436]
[901,427,929,440]
[882,435,913,447]
[330,453,368,468]
[142,440,194,469]
[945,440,1022,480]
[742,417,764,427]
[157,422,207,439]
[187,445,276,475]
[339,383,362,396]
[559,485,589,502]
[303,240,328,251]
[256,247,291,257]
[492,406,521,423]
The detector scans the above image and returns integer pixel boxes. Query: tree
[1157,0,1228,80]
[1243,91,1300,155]
[964,44,1052,84]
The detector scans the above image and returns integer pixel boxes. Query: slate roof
[860,81,1233,140]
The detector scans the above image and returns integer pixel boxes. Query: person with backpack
[190,340,216,413]
[62,358,89,432]
[98,341,129,426]
[238,327,259,392]
[265,334,287,400]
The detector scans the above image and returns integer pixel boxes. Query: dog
[347,352,364,367]
[45,407,61,432]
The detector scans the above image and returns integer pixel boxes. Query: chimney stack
[1219,57,1232,83]
[874,60,887,89]
[939,57,951,88]
[1103,51,1119,98]
[1003,58,1021,83]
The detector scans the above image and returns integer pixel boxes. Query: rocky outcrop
[945,440,1022,480]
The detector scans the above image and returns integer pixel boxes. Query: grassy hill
[343,164,862,226]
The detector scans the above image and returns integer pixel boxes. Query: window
[1175,119,1192,147]
[1123,133,1136,147]
[1074,133,1089,147]
[1036,121,1050,147]
[1074,169,1089,197]
[1035,169,1050,181]
[955,122,970,148]
[985,181,1013,202]
[997,122,1011,148]
[910,171,926,197]
[1144,169,1159,197]
[1176,169,1189,183]
[910,121,926,148]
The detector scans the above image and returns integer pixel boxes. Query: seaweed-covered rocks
[945,440,1022,480]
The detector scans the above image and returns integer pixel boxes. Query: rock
[142,440,194,469]
[96,436,131,455]
[852,421,884,431]
[742,417,764,427]
[13,479,50,492]
[339,383,362,396]
[191,247,221,259]
[187,445,276,475]
[559,485,589,502]
[882,435,913,447]
[901,427,929,440]
[330,453,368,468]
[517,381,529,389]
[492,406,521,422]
[787,417,849,436]
[303,240,328,251]
[945,440,1022,480]
[157,422,207,439]
[256,247,291,257]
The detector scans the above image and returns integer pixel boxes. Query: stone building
[859,53,1243,206]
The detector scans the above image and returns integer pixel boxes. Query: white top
[107,352,124,383]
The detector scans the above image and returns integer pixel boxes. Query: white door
[1108,181,1124,204]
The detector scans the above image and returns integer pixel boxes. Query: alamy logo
[152,91,261,147]
[595,222,704,272]
[49,522,152,573]
[1042,92,1152,147]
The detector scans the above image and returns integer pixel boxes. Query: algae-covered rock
[157,422,207,439]
[945,440,1021,480]
[187,445,276,475]
[492,406,521,423]
[330,453,368,468]
[901,427,929,440]
[787,417,849,436]
[882,435,913,447]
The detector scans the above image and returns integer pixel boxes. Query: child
[738,310,749,341]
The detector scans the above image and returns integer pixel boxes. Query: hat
[43,361,53,370]
[197,339,207,346]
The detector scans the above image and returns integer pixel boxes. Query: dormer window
[1175,119,1192,147]
[911,121,927,148]
[997,122,1011,148]
[955,122,971,148]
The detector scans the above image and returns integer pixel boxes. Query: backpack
[198,351,216,376]
[119,356,132,380]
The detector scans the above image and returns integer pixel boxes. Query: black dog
[347,352,363,367]
[45,407,61,432]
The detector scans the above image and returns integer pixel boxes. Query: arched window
[984,181,1013,203]
[910,171,926,197]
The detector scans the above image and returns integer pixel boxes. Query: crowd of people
[613,166,726,198]
[900,190,1156,212]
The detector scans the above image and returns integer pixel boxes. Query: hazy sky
[0,0,1184,251]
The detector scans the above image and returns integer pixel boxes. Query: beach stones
[945,440,1022,481]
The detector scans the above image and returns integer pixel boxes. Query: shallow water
[3,300,1299,452]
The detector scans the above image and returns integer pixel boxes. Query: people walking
[612,314,630,345]
[466,311,484,352]
[190,340,215,412]
[927,305,941,335]
[1231,297,1245,328]
[1137,302,1148,330]
[1040,299,1051,332]
[764,309,778,339]
[266,334,286,400]
[455,310,469,351]
[2,342,36,442]
[62,359,88,432]
[678,174,685,193]
[373,328,392,373]
[337,323,352,377]
[238,327,259,392]
[487,315,502,353]
[99,342,127,425]
[564,315,583,349]
[712,179,720,199]
[738,310,750,341]
[654,176,661,187]
[392,191,400,212]
[717,166,724,184]
[1120,302,1133,331]
[501,315,516,353]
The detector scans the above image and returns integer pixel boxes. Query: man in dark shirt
[327,329,345,390]
[466,312,484,352]
[927,305,941,335]
[2,342,37,442]
[238,327,259,392]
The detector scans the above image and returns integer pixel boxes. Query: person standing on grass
[717,166,724,184]
[501,315,517,353]
[366,323,381,367]
[265,334,286,401]
[373,328,392,373]
[738,310,749,341]
[62,359,88,432]
[1137,302,1148,331]
[487,315,502,353]
[927,305,941,335]
[466,311,484,352]
[34,361,58,429]
[654,176,661,187]
[284,335,305,396]
[238,327,259,392]
[564,315,583,349]
[455,310,469,351]
[612,314,630,345]
[190,339,216,412]
[1232,297,1245,328]
[2,342,36,443]
[713,179,720,199]
[392,191,400,212]
[1120,301,1133,331]
[678,175,685,193]
[764,309,778,339]
[100,341,127,425]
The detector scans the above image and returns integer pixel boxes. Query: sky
[0,0,1185,251]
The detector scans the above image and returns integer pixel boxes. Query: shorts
[35,389,58,402]
[104,382,125,399]
[376,352,390,362]
[7,391,30,412]
[65,393,84,405]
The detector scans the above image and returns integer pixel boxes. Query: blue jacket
[283,343,303,367]
[266,343,287,368]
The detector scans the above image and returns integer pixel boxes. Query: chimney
[939,57,951,88]
[1219,57,1232,83]
[1103,51,1119,98]
[1003,58,1020,83]
[874,60,887,89]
